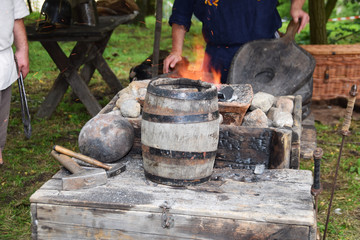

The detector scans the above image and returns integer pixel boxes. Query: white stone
[272,110,294,128]
[116,93,136,109]
[128,79,150,98]
[276,96,294,113]
[120,99,141,118]
[250,92,275,113]
[242,109,269,128]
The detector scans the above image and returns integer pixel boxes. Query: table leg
[81,32,123,92]
[36,41,101,118]
[35,72,70,119]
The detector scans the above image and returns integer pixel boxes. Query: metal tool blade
[62,168,107,191]
[17,72,32,139]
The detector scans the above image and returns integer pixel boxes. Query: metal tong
[17,72,32,139]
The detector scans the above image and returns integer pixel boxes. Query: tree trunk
[309,0,328,44]
[325,0,338,21]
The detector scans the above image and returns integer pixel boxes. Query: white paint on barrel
[141,120,219,152]
[145,94,219,115]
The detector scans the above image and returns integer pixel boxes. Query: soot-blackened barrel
[141,78,219,186]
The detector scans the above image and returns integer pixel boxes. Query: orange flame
[210,68,221,85]
[176,45,222,86]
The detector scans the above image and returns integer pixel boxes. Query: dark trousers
[0,85,11,149]
[204,44,241,84]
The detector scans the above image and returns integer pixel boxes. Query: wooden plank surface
[300,44,360,55]
[26,15,137,42]
[34,204,311,240]
[31,159,315,227]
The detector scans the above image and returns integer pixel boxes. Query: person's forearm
[291,0,306,12]
[290,0,309,33]
[163,23,187,73]
[13,19,29,77]
[171,23,187,56]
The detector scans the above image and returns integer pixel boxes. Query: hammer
[53,145,126,177]
[51,150,107,191]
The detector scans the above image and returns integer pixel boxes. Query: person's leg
[0,85,12,165]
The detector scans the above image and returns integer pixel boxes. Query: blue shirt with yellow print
[169,0,282,83]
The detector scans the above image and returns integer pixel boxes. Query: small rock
[242,109,269,128]
[271,109,294,128]
[250,92,275,113]
[120,99,141,118]
[334,208,342,215]
[267,107,277,120]
[108,109,122,116]
[276,96,294,113]
[138,87,147,100]
[254,164,265,175]
[128,79,151,97]
[116,93,136,109]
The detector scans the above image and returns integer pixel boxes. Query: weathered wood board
[216,126,292,169]
[30,159,316,240]
[301,114,317,160]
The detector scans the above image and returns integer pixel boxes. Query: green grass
[0,13,360,239]
[301,121,360,239]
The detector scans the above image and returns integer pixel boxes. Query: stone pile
[100,81,300,129]
[242,91,299,128]
[99,80,150,116]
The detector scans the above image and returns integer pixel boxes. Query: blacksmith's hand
[163,53,182,74]
[290,2,310,33]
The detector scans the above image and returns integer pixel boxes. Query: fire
[210,67,221,85]
[176,45,222,86]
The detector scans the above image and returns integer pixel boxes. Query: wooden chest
[30,158,316,239]
[300,44,360,101]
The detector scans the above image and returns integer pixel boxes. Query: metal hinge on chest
[160,201,174,228]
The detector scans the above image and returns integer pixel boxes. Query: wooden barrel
[141,78,219,186]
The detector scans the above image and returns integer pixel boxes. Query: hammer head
[107,163,126,178]
[62,168,107,191]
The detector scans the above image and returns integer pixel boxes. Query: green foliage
[349,158,360,174]
[337,0,360,18]
[327,21,360,44]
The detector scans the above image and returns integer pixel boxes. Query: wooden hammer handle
[53,145,111,170]
[51,150,83,174]
[282,19,300,44]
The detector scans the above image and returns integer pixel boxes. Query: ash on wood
[30,158,316,240]
[216,126,291,169]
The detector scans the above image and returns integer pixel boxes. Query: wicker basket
[300,44,360,100]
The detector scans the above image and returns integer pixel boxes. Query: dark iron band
[144,146,217,160]
[142,111,219,123]
[144,171,211,186]
[147,78,217,100]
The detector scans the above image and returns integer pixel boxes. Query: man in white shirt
[0,0,29,165]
